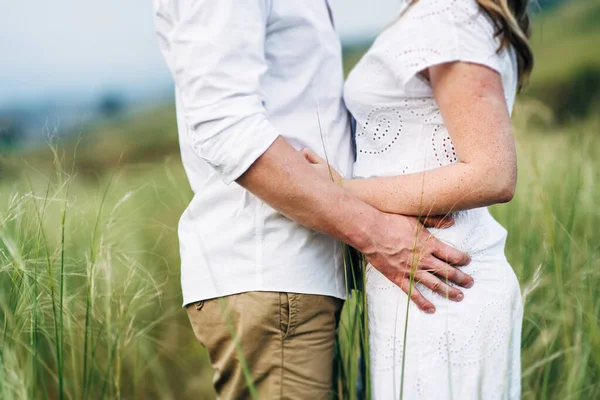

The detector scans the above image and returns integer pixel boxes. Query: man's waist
[179,235,346,306]
[179,202,341,261]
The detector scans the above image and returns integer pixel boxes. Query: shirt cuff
[195,115,281,185]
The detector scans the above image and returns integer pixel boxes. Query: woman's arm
[307,62,517,217]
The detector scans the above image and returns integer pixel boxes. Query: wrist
[341,178,356,194]
[344,205,386,254]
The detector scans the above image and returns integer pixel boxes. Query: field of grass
[1,1,599,399]
[2,105,599,399]
[0,153,216,399]
[526,0,600,120]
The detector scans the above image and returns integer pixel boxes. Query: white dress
[343,1,523,399]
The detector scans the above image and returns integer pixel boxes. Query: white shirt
[153,0,353,305]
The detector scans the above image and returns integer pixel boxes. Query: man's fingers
[432,238,471,266]
[420,215,454,229]
[300,148,326,165]
[416,271,464,302]
[423,256,474,289]
[399,278,435,314]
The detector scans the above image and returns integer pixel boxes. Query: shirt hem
[182,286,347,308]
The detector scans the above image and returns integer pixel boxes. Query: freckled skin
[316,62,518,217]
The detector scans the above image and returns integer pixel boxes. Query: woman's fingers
[415,270,464,302]
[300,148,313,162]
[419,215,454,229]
[300,147,326,164]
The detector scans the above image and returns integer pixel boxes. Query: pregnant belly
[428,207,508,264]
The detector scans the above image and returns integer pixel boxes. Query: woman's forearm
[343,63,518,218]
[343,161,516,217]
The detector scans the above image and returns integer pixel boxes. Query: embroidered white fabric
[344,1,523,398]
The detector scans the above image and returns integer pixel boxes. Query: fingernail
[455,293,464,301]
[466,280,474,289]
[426,307,435,314]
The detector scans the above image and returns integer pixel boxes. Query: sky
[0,1,404,109]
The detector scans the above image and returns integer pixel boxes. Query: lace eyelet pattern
[356,107,405,155]
[431,124,458,166]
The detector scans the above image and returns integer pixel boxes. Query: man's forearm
[237,136,382,253]
[238,136,473,312]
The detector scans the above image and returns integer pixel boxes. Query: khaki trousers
[187,292,343,400]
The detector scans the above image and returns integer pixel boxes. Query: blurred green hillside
[527,0,600,120]
[3,0,596,172]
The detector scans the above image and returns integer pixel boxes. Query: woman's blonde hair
[403,0,534,90]
[477,0,534,90]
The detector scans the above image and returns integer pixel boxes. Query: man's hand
[301,146,472,312]
[363,213,473,314]
[240,138,472,314]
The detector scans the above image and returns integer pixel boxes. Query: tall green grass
[0,103,599,399]
[496,108,600,399]
[0,139,214,399]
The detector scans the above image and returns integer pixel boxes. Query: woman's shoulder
[387,0,499,49]
[397,0,484,23]
[375,0,513,87]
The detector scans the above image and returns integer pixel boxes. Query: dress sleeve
[388,0,503,87]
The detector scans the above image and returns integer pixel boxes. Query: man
[153,1,473,398]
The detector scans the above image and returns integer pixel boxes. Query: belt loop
[195,301,204,311]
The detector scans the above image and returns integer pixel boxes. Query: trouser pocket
[186,292,343,399]
[279,292,291,340]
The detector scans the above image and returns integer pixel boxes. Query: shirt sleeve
[388,1,503,88]
[153,0,280,184]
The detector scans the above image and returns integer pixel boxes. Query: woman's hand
[300,148,343,185]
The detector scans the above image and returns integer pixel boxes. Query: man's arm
[153,0,473,313]
[154,0,279,184]
[239,137,473,313]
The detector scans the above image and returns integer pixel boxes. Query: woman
[302,0,533,398]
